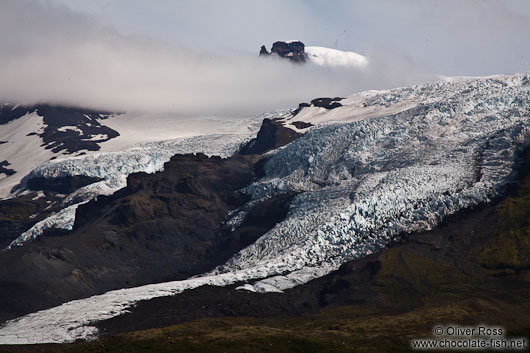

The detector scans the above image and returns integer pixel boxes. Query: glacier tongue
[216,74,530,289]
[8,110,282,248]
[8,134,254,248]
[0,74,529,344]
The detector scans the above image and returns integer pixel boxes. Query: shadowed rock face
[0,105,33,125]
[0,151,297,323]
[96,173,530,339]
[259,41,308,63]
[239,118,302,155]
[0,160,15,176]
[26,175,102,195]
[0,104,119,154]
[0,194,56,249]
[259,45,269,56]
[292,97,345,116]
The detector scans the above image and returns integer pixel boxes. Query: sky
[0,0,529,114]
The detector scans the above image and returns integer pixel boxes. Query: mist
[0,0,444,115]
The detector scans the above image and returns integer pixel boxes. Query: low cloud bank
[0,0,438,114]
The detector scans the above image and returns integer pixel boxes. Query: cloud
[0,0,438,114]
[329,0,530,76]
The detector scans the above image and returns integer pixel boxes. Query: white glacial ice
[7,111,279,248]
[0,73,529,344]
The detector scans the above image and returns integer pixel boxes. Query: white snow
[0,112,54,198]
[99,113,263,152]
[7,134,249,248]
[7,111,281,247]
[305,46,368,68]
[0,111,264,199]
[0,73,529,344]
[81,134,108,141]
[56,126,83,134]
[8,203,84,249]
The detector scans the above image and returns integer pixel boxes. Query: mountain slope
[4,158,530,352]
[0,105,264,199]
[0,73,529,344]
[0,105,118,198]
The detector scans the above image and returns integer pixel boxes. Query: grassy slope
[3,176,530,353]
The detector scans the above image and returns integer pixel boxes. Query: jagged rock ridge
[0,104,119,154]
[0,73,529,344]
[259,41,308,63]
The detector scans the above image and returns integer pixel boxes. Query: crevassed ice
[9,110,286,247]
[0,74,529,344]
[7,134,254,248]
[214,74,530,285]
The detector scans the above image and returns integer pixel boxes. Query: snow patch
[306,46,368,68]
[8,111,284,247]
[1,73,529,344]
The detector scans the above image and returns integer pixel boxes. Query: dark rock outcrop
[0,105,33,125]
[35,105,119,153]
[0,190,76,249]
[259,45,269,56]
[291,121,314,129]
[0,160,15,176]
[239,118,302,155]
[293,97,345,116]
[0,104,119,154]
[96,172,530,339]
[292,102,311,116]
[311,97,345,109]
[259,41,308,63]
[0,151,296,323]
[26,175,102,195]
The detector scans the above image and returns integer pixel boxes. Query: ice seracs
[0,73,529,344]
[7,112,279,248]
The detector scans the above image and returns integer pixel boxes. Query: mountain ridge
[0,73,529,344]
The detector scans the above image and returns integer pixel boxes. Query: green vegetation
[0,195,46,247]
[4,176,530,353]
[474,180,530,271]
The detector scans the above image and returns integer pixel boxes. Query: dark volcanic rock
[239,118,302,155]
[291,121,314,129]
[96,173,530,337]
[271,41,307,63]
[311,97,345,109]
[0,160,15,176]
[0,153,296,323]
[292,102,311,116]
[35,105,119,153]
[26,175,102,195]
[260,41,308,63]
[259,45,270,56]
[0,104,119,154]
[0,193,64,249]
[292,97,345,116]
[0,105,33,125]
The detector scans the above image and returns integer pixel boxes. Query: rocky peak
[259,41,308,63]
[259,45,269,56]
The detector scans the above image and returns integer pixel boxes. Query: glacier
[7,112,278,248]
[0,73,529,344]
[7,134,255,248]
